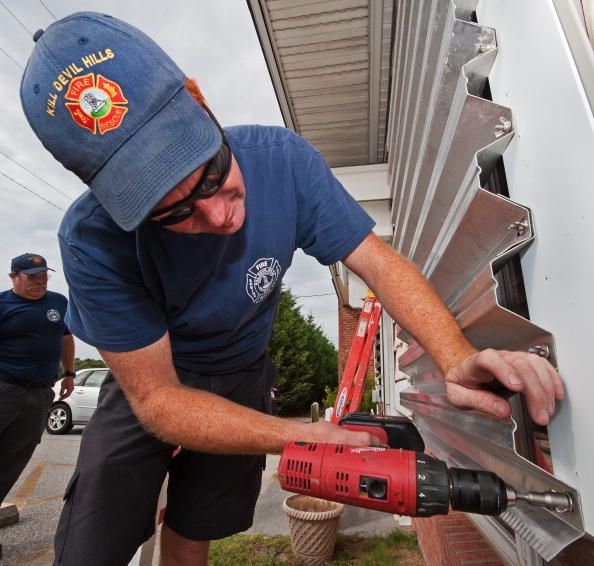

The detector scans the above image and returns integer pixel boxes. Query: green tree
[323,373,375,413]
[74,357,106,371]
[269,287,338,414]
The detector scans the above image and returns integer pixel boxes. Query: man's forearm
[99,335,382,454]
[343,233,476,374]
[61,334,75,373]
[130,382,309,454]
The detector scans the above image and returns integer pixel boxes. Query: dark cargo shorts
[53,354,278,566]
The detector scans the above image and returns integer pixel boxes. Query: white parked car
[46,368,109,434]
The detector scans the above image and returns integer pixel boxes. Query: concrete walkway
[2,454,405,565]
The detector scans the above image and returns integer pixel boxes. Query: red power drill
[278,413,573,517]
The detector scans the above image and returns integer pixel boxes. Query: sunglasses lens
[154,205,193,226]
[196,143,231,198]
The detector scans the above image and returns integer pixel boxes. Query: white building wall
[477,0,594,533]
[332,164,393,240]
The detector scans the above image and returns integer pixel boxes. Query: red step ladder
[331,291,382,422]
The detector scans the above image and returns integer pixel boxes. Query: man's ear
[184,77,208,108]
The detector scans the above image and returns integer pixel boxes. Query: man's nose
[199,198,226,225]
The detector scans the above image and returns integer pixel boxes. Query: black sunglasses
[149,107,232,226]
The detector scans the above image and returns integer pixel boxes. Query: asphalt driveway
[1,428,82,565]
[1,425,401,565]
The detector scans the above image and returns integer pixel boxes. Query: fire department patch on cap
[65,72,128,135]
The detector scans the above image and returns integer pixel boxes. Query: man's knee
[160,525,210,566]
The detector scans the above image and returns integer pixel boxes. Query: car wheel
[46,403,74,435]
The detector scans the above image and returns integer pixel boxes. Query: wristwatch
[64,371,76,377]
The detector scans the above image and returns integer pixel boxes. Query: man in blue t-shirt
[0,254,75,511]
[20,13,564,566]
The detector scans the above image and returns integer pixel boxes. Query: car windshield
[72,369,109,386]
[84,370,109,387]
[73,372,90,386]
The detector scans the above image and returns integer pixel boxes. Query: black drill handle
[339,412,425,451]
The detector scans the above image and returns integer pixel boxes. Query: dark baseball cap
[11,253,55,275]
[20,12,221,231]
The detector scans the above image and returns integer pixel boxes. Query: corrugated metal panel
[390,1,584,560]
[248,0,393,166]
[248,0,588,560]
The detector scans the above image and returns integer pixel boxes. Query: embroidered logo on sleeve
[246,258,281,304]
[46,309,61,322]
[64,73,128,135]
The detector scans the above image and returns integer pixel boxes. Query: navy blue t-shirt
[0,289,69,382]
[58,126,375,375]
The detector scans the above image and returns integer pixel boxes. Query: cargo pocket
[47,386,55,405]
[262,357,280,471]
[263,355,280,415]
[54,471,80,563]
[62,470,79,501]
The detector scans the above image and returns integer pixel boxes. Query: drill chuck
[449,467,509,515]
[410,455,509,516]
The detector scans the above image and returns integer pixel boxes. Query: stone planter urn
[282,495,345,565]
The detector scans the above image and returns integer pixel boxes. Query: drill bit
[508,487,573,512]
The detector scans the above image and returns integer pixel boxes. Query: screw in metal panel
[508,219,529,236]
[479,43,496,53]
[528,344,550,359]
[494,116,513,138]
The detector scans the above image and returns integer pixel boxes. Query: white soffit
[247,0,393,167]
[331,163,390,200]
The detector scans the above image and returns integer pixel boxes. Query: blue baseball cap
[11,253,55,274]
[20,12,222,231]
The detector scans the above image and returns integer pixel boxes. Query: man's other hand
[444,348,564,425]
[59,375,75,400]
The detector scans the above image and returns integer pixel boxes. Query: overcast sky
[0,0,339,360]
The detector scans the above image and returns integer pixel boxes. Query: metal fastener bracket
[528,344,551,359]
[495,116,513,137]
[508,219,529,236]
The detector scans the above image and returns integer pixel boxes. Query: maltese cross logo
[65,73,128,135]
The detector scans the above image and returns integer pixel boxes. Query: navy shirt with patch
[58,126,375,375]
[0,290,69,382]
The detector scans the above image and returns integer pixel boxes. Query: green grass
[208,534,294,566]
[208,529,421,566]
[362,529,418,566]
